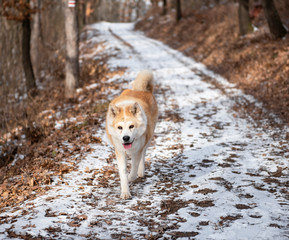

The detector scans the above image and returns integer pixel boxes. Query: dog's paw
[120,191,132,200]
[138,169,145,178]
[128,174,137,182]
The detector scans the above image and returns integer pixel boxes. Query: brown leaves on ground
[0,36,124,212]
[135,1,289,124]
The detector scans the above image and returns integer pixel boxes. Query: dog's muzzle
[123,135,130,142]
[123,135,133,150]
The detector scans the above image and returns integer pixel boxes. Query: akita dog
[106,70,158,199]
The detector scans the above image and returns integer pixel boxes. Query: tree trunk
[63,0,79,99]
[135,0,142,20]
[82,1,86,26]
[30,0,40,82]
[262,0,287,39]
[238,0,253,36]
[176,0,182,22]
[162,0,167,16]
[22,16,37,95]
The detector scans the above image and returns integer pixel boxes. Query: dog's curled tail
[132,70,154,93]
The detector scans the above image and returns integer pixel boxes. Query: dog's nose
[123,135,130,142]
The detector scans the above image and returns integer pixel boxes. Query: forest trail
[0,22,288,239]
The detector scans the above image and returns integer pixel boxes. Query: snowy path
[1,22,288,239]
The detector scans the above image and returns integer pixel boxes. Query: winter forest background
[0,0,149,133]
[0,0,288,137]
[0,0,289,239]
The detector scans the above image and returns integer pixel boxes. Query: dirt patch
[218,214,243,228]
[135,2,289,125]
[209,177,233,191]
[168,231,199,238]
[160,199,190,216]
[235,204,253,209]
[195,188,217,195]
[192,199,215,208]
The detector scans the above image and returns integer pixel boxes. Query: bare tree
[238,0,253,36]
[176,0,182,22]
[150,0,159,19]
[162,0,167,16]
[63,0,79,99]
[1,0,37,95]
[22,1,37,95]
[262,0,287,38]
[30,0,41,82]
[134,0,143,20]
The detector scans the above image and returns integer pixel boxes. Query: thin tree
[176,0,182,22]
[22,1,37,95]
[150,0,159,19]
[1,0,37,95]
[238,0,253,36]
[30,0,41,82]
[162,0,167,16]
[262,0,287,39]
[63,0,79,99]
[135,0,143,20]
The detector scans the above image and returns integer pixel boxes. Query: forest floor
[0,21,288,239]
[135,3,289,125]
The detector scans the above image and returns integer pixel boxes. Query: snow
[0,22,288,239]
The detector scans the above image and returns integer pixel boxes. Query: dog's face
[107,101,147,150]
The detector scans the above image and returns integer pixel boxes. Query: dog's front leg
[115,150,131,199]
[128,151,142,182]
[138,147,147,178]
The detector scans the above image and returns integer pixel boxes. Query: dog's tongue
[123,143,132,150]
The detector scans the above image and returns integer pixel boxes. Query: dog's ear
[109,104,119,118]
[130,102,140,115]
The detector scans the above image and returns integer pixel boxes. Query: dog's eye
[129,125,134,129]
[118,126,123,130]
